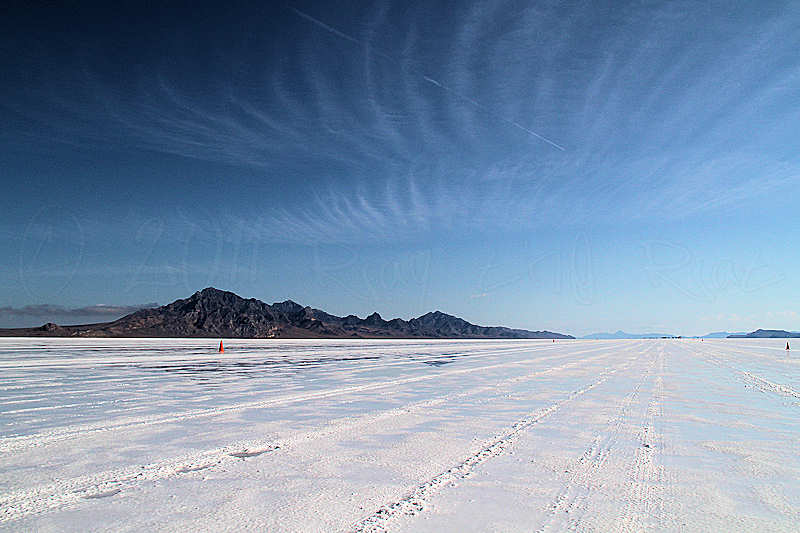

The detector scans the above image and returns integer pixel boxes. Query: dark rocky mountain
[0,288,573,339]
[727,329,800,338]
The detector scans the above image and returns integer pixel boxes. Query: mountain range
[700,331,747,338]
[581,331,674,339]
[0,288,573,339]
[727,329,800,338]
[581,330,782,339]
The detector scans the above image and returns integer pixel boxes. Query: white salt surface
[0,338,798,531]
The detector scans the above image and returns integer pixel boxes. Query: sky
[1,0,799,336]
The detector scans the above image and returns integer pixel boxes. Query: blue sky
[1,0,799,335]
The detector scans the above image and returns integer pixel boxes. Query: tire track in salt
[738,371,800,400]
[678,342,800,530]
[0,343,575,414]
[0,344,541,393]
[534,345,658,533]
[0,343,575,408]
[0,343,557,406]
[0,341,571,371]
[0,344,568,423]
[0,342,624,456]
[616,346,667,533]
[0,345,633,523]
[707,339,800,359]
[685,342,800,401]
[348,349,644,533]
[0,345,541,418]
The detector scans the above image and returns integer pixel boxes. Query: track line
[616,346,667,532]
[0,346,634,523]
[0,342,582,370]
[348,353,642,533]
[684,342,800,401]
[535,346,657,532]
[0,343,586,406]
[0,343,630,455]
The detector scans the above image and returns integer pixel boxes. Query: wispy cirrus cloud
[2,0,799,246]
[0,303,157,318]
[0,303,157,328]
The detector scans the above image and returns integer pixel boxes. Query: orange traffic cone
[219,340,224,353]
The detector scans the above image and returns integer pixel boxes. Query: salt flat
[0,338,798,531]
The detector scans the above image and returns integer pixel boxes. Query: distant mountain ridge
[0,288,573,339]
[728,329,800,338]
[581,330,674,339]
[701,331,746,338]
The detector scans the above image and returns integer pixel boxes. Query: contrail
[290,7,566,151]
[422,76,566,151]
[290,7,393,61]
[290,7,362,46]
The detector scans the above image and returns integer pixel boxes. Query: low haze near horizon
[1,0,799,336]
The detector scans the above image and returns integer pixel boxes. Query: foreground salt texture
[0,338,798,531]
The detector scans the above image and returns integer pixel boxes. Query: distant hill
[0,288,573,339]
[701,331,747,338]
[581,330,674,339]
[727,329,800,338]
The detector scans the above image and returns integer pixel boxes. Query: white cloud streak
[2,0,799,245]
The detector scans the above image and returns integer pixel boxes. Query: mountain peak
[364,312,385,325]
[419,310,449,319]
[2,288,573,339]
[195,287,236,298]
[729,329,800,338]
[271,300,304,314]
